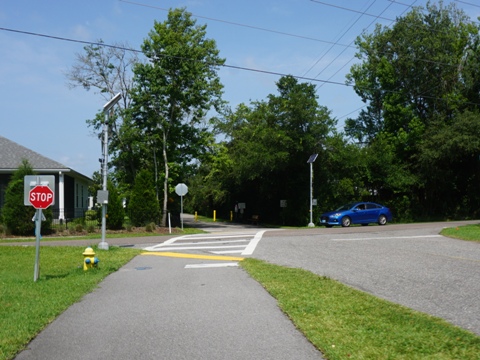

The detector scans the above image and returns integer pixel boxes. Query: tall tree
[66,40,140,182]
[347,2,480,143]
[129,8,225,226]
[215,76,336,225]
[346,1,480,218]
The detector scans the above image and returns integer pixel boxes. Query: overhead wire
[0,26,349,87]
[316,0,397,86]
[2,0,479,121]
[119,0,479,120]
[310,0,480,120]
[119,0,354,49]
[302,0,378,78]
[310,0,395,21]
[454,0,480,8]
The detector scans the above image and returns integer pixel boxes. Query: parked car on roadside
[319,202,392,227]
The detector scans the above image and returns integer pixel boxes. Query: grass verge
[241,258,480,359]
[0,246,141,360]
[441,224,480,242]
[0,227,203,243]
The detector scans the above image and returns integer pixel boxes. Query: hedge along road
[254,220,480,336]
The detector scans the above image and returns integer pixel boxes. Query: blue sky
[1,0,479,178]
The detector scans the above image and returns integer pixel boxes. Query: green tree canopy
[202,75,337,225]
[345,1,480,219]
[129,7,225,226]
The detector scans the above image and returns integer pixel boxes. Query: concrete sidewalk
[15,253,323,359]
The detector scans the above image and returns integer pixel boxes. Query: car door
[351,203,369,223]
[364,203,380,223]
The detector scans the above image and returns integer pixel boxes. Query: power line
[302,0,378,78]
[0,26,350,88]
[316,0,397,85]
[310,0,395,22]
[120,0,354,50]
[454,0,480,8]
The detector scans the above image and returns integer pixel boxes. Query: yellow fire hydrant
[83,247,99,271]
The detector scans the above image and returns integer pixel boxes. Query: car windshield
[335,203,357,211]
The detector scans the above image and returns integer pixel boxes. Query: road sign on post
[175,183,188,230]
[29,186,54,209]
[24,175,55,282]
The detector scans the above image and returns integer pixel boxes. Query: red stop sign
[29,186,54,209]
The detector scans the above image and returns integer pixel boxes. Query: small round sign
[29,185,54,209]
[175,183,188,196]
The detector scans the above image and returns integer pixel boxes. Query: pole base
[98,241,109,250]
[307,222,315,228]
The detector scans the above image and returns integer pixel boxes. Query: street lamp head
[103,92,122,113]
[307,154,318,163]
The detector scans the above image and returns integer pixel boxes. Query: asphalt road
[9,219,480,359]
[253,221,480,335]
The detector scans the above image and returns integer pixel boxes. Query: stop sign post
[24,176,55,282]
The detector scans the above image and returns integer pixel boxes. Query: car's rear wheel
[341,216,351,227]
[378,214,387,225]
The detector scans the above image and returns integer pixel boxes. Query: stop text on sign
[30,192,53,202]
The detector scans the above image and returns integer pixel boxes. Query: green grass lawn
[241,259,480,359]
[1,224,478,360]
[440,223,480,242]
[0,246,141,360]
[0,226,203,243]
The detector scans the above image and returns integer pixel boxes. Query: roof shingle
[0,135,69,171]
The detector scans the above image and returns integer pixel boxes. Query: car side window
[356,204,365,210]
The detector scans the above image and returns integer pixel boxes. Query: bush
[145,222,156,232]
[1,161,52,236]
[106,179,125,230]
[85,210,97,221]
[128,170,160,226]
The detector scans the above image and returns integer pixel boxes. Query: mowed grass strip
[0,246,141,360]
[441,224,480,242]
[241,258,480,360]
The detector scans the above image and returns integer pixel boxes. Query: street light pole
[307,154,318,227]
[99,93,122,250]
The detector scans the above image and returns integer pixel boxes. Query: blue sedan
[319,202,392,227]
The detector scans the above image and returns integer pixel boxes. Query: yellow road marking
[141,251,244,261]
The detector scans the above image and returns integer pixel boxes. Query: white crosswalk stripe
[143,230,266,256]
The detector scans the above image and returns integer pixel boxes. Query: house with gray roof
[0,135,93,220]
